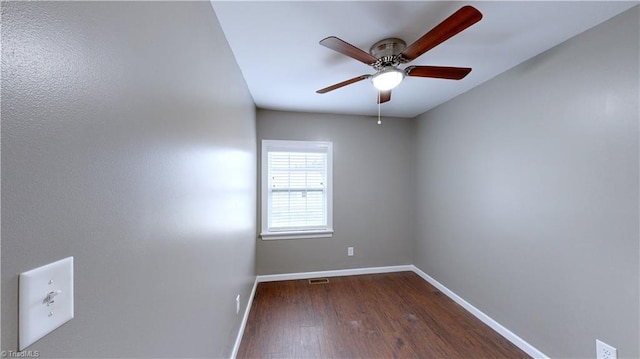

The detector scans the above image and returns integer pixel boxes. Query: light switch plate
[19,257,74,350]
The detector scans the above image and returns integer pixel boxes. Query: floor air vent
[308,278,330,284]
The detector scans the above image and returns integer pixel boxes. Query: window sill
[260,229,334,240]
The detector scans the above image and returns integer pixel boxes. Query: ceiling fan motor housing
[370,38,406,70]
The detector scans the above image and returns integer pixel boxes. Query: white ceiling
[212,1,637,118]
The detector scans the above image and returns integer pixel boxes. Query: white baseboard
[232,264,548,359]
[410,265,549,359]
[256,264,414,283]
[230,277,258,359]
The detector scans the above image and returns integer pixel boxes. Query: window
[261,140,333,240]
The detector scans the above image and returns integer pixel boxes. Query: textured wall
[256,110,415,275]
[414,7,639,358]
[1,2,256,357]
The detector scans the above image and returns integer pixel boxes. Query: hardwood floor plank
[237,272,530,359]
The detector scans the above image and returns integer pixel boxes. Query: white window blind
[261,140,333,240]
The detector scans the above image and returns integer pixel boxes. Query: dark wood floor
[237,271,530,359]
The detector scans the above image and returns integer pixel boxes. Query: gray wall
[1,2,256,358]
[414,7,639,359]
[256,110,415,274]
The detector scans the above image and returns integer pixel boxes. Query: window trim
[260,140,333,240]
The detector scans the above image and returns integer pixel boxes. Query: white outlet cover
[596,339,617,359]
[19,257,74,350]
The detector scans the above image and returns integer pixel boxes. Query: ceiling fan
[316,5,483,104]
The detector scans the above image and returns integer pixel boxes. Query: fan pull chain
[377,91,382,125]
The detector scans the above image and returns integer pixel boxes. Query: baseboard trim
[230,277,258,359]
[232,264,548,359]
[410,265,549,359]
[256,264,414,283]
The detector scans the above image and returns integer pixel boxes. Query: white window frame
[260,140,333,240]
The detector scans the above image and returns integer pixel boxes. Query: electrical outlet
[235,294,240,314]
[596,340,617,359]
[347,247,354,256]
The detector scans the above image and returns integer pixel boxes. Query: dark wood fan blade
[377,90,391,104]
[320,36,378,65]
[405,66,472,80]
[400,6,482,62]
[316,75,370,94]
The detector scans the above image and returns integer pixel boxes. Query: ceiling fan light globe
[372,68,404,91]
